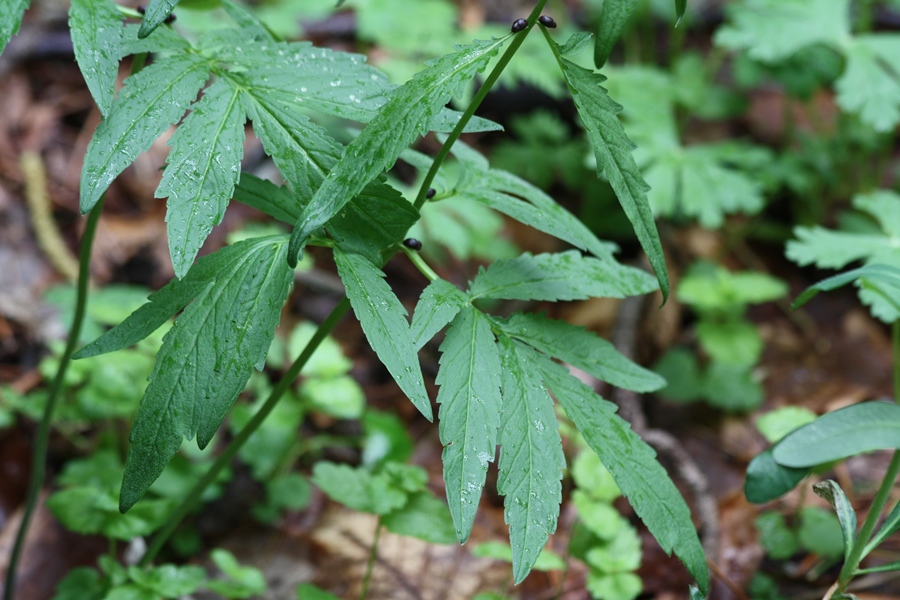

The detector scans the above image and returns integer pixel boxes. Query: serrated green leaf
[47,486,172,540]
[496,336,564,584]
[288,36,508,265]
[744,448,809,503]
[312,462,373,512]
[157,78,245,278]
[328,183,419,264]
[231,174,298,224]
[594,0,640,68]
[128,564,207,597]
[74,243,254,360]
[333,247,431,420]
[813,480,857,562]
[120,236,293,511]
[437,306,502,543]
[80,53,211,213]
[538,358,709,593]
[411,278,468,350]
[120,22,191,56]
[549,46,669,300]
[498,312,665,393]
[773,402,900,468]
[792,264,900,311]
[138,0,178,38]
[0,0,29,57]
[469,251,657,302]
[787,228,890,269]
[714,0,850,63]
[456,160,617,261]
[836,35,900,132]
[69,0,123,117]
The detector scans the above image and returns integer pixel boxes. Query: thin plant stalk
[358,518,382,600]
[140,5,547,562]
[3,199,104,600]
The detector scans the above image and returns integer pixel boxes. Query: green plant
[654,261,787,411]
[745,264,900,598]
[2,0,712,596]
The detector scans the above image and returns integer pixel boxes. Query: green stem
[412,0,549,212]
[139,297,352,566]
[403,247,438,282]
[3,200,104,600]
[358,518,382,600]
[836,321,900,590]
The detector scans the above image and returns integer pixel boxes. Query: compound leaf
[538,358,709,593]
[334,247,431,420]
[80,53,210,213]
[594,0,640,68]
[288,36,508,264]
[773,402,900,468]
[69,0,123,116]
[411,279,468,350]
[137,0,178,39]
[792,264,900,310]
[120,236,293,512]
[469,251,657,302]
[497,336,564,584]
[714,0,850,63]
[157,78,246,278]
[0,0,29,57]
[498,312,665,393]
[549,41,669,300]
[120,22,190,56]
[437,306,502,543]
[231,174,298,224]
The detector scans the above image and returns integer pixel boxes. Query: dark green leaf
[744,448,809,503]
[74,242,255,360]
[594,0,640,68]
[538,357,709,593]
[48,487,172,540]
[865,498,900,557]
[813,480,857,562]
[328,183,419,264]
[296,584,341,600]
[551,46,669,300]
[128,564,206,597]
[469,251,657,302]
[288,36,507,265]
[773,402,900,468]
[755,512,800,559]
[120,22,191,56]
[410,278,468,350]
[120,236,293,511]
[334,247,431,420]
[675,0,687,25]
[798,506,844,559]
[791,264,900,310]
[80,53,211,213]
[689,586,706,600]
[53,568,106,600]
[231,174,299,224]
[437,306,502,543]
[498,312,665,393]
[69,0,123,117]
[497,337,564,583]
[137,0,178,38]
[157,78,246,278]
[0,0,29,57]
[382,491,457,544]
[206,549,267,598]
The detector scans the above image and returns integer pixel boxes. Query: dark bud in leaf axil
[511,18,528,33]
[538,15,557,28]
[426,188,436,199]
[136,5,146,13]
[403,238,423,251]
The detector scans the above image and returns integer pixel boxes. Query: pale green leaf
[137,0,178,38]
[792,264,900,311]
[334,247,431,420]
[469,251,657,302]
[714,0,850,63]
[836,36,900,133]
[69,0,123,117]
[312,462,373,512]
[80,53,211,213]
[551,48,669,299]
[0,0,29,57]
[498,312,665,393]
[594,0,640,68]
[538,358,709,593]
[497,337,564,584]
[120,236,293,511]
[411,278,469,350]
[773,401,900,468]
[288,36,508,264]
[157,78,245,278]
[437,306,502,543]
[812,480,857,562]
[787,227,890,269]
[382,491,458,545]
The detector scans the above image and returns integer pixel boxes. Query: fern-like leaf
[69,0,123,116]
[411,279,468,350]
